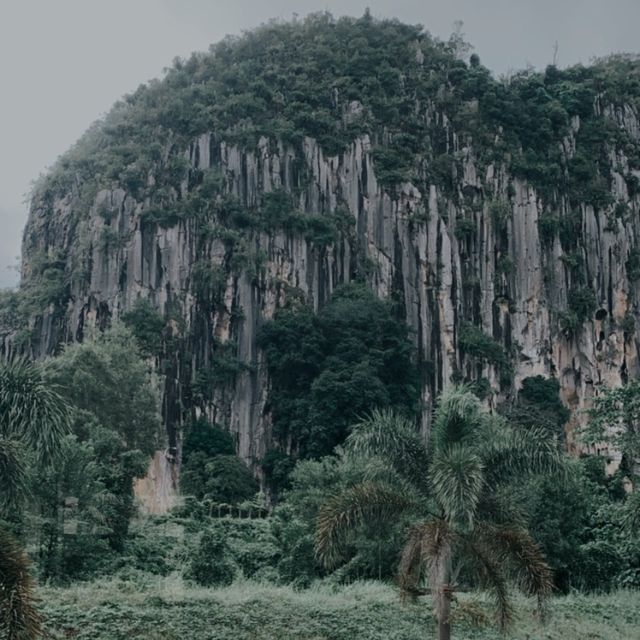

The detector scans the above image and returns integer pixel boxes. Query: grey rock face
[15,110,640,474]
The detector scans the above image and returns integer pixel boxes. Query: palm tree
[315,386,564,640]
[0,358,70,640]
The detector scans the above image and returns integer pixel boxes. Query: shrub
[122,298,165,356]
[458,322,507,367]
[626,247,640,281]
[182,419,235,462]
[187,530,235,586]
[538,212,559,245]
[488,198,510,231]
[568,286,597,322]
[454,217,476,241]
[181,453,257,504]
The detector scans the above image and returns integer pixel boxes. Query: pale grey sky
[1,0,639,288]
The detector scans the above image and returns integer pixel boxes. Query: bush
[122,298,165,356]
[568,286,597,322]
[458,322,508,367]
[520,375,570,426]
[187,530,235,586]
[182,419,235,462]
[626,247,640,281]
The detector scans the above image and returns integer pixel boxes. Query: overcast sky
[1,0,639,288]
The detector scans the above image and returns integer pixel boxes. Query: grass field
[39,577,640,640]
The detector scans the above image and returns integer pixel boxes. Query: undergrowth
[39,577,640,640]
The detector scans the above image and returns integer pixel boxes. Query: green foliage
[258,284,419,461]
[458,322,509,371]
[210,518,281,581]
[314,389,564,635]
[182,418,235,461]
[27,433,118,581]
[503,376,570,437]
[372,145,415,188]
[261,449,295,495]
[181,453,257,505]
[187,530,235,586]
[180,418,257,505]
[44,325,161,456]
[568,286,597,322]
[585,380,640,484]
[122,298,166,356]
[273,452,405,585]
[514,457,639,592]
[16,250,69,318]
[488,198,510,232]
[0,528,42,640]
[31,12,639,233]
[0,357,70,637]
[559,286,597,338]
[0,358,70,472]
[35,580,640,640]
[626,247,640,282]
[538,212,559,245]
[33,326,161,560]
[454,217,476,241]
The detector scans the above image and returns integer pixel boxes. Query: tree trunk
[437,585,451,640]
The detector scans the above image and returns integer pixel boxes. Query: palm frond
[0,438,27,512]
[430,443,484,528]
[479,418,566,485]
[432,385,483,452]
[397,521,431,595]
[0,357,70,465]
[461,535,514,632]
[346,409,430,493]
[315,481,414,568]
[477,523,553,616]
[398,519,455,616]
[0,527,42,640]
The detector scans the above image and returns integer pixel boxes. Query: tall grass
[39,577,640,640]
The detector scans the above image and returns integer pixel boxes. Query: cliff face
[7,17,640,482]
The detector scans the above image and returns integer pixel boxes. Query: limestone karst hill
[4,14,640,477]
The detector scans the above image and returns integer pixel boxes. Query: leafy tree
[182,418,235,461]
[28,434,114,581]
[44,325,161,456]
[258,284,419,461]
[261,449,295,495]
[180,418,257,505]
[181,452,257,505]
[41,326,161,553]
[512,456,639,592]
[0,357,70,639]
[585,379,640,489]
[315,388,563,640]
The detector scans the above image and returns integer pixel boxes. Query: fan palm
[315,385,564,640]
[0,357,70,639]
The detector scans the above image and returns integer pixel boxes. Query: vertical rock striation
[5,19,640,495]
